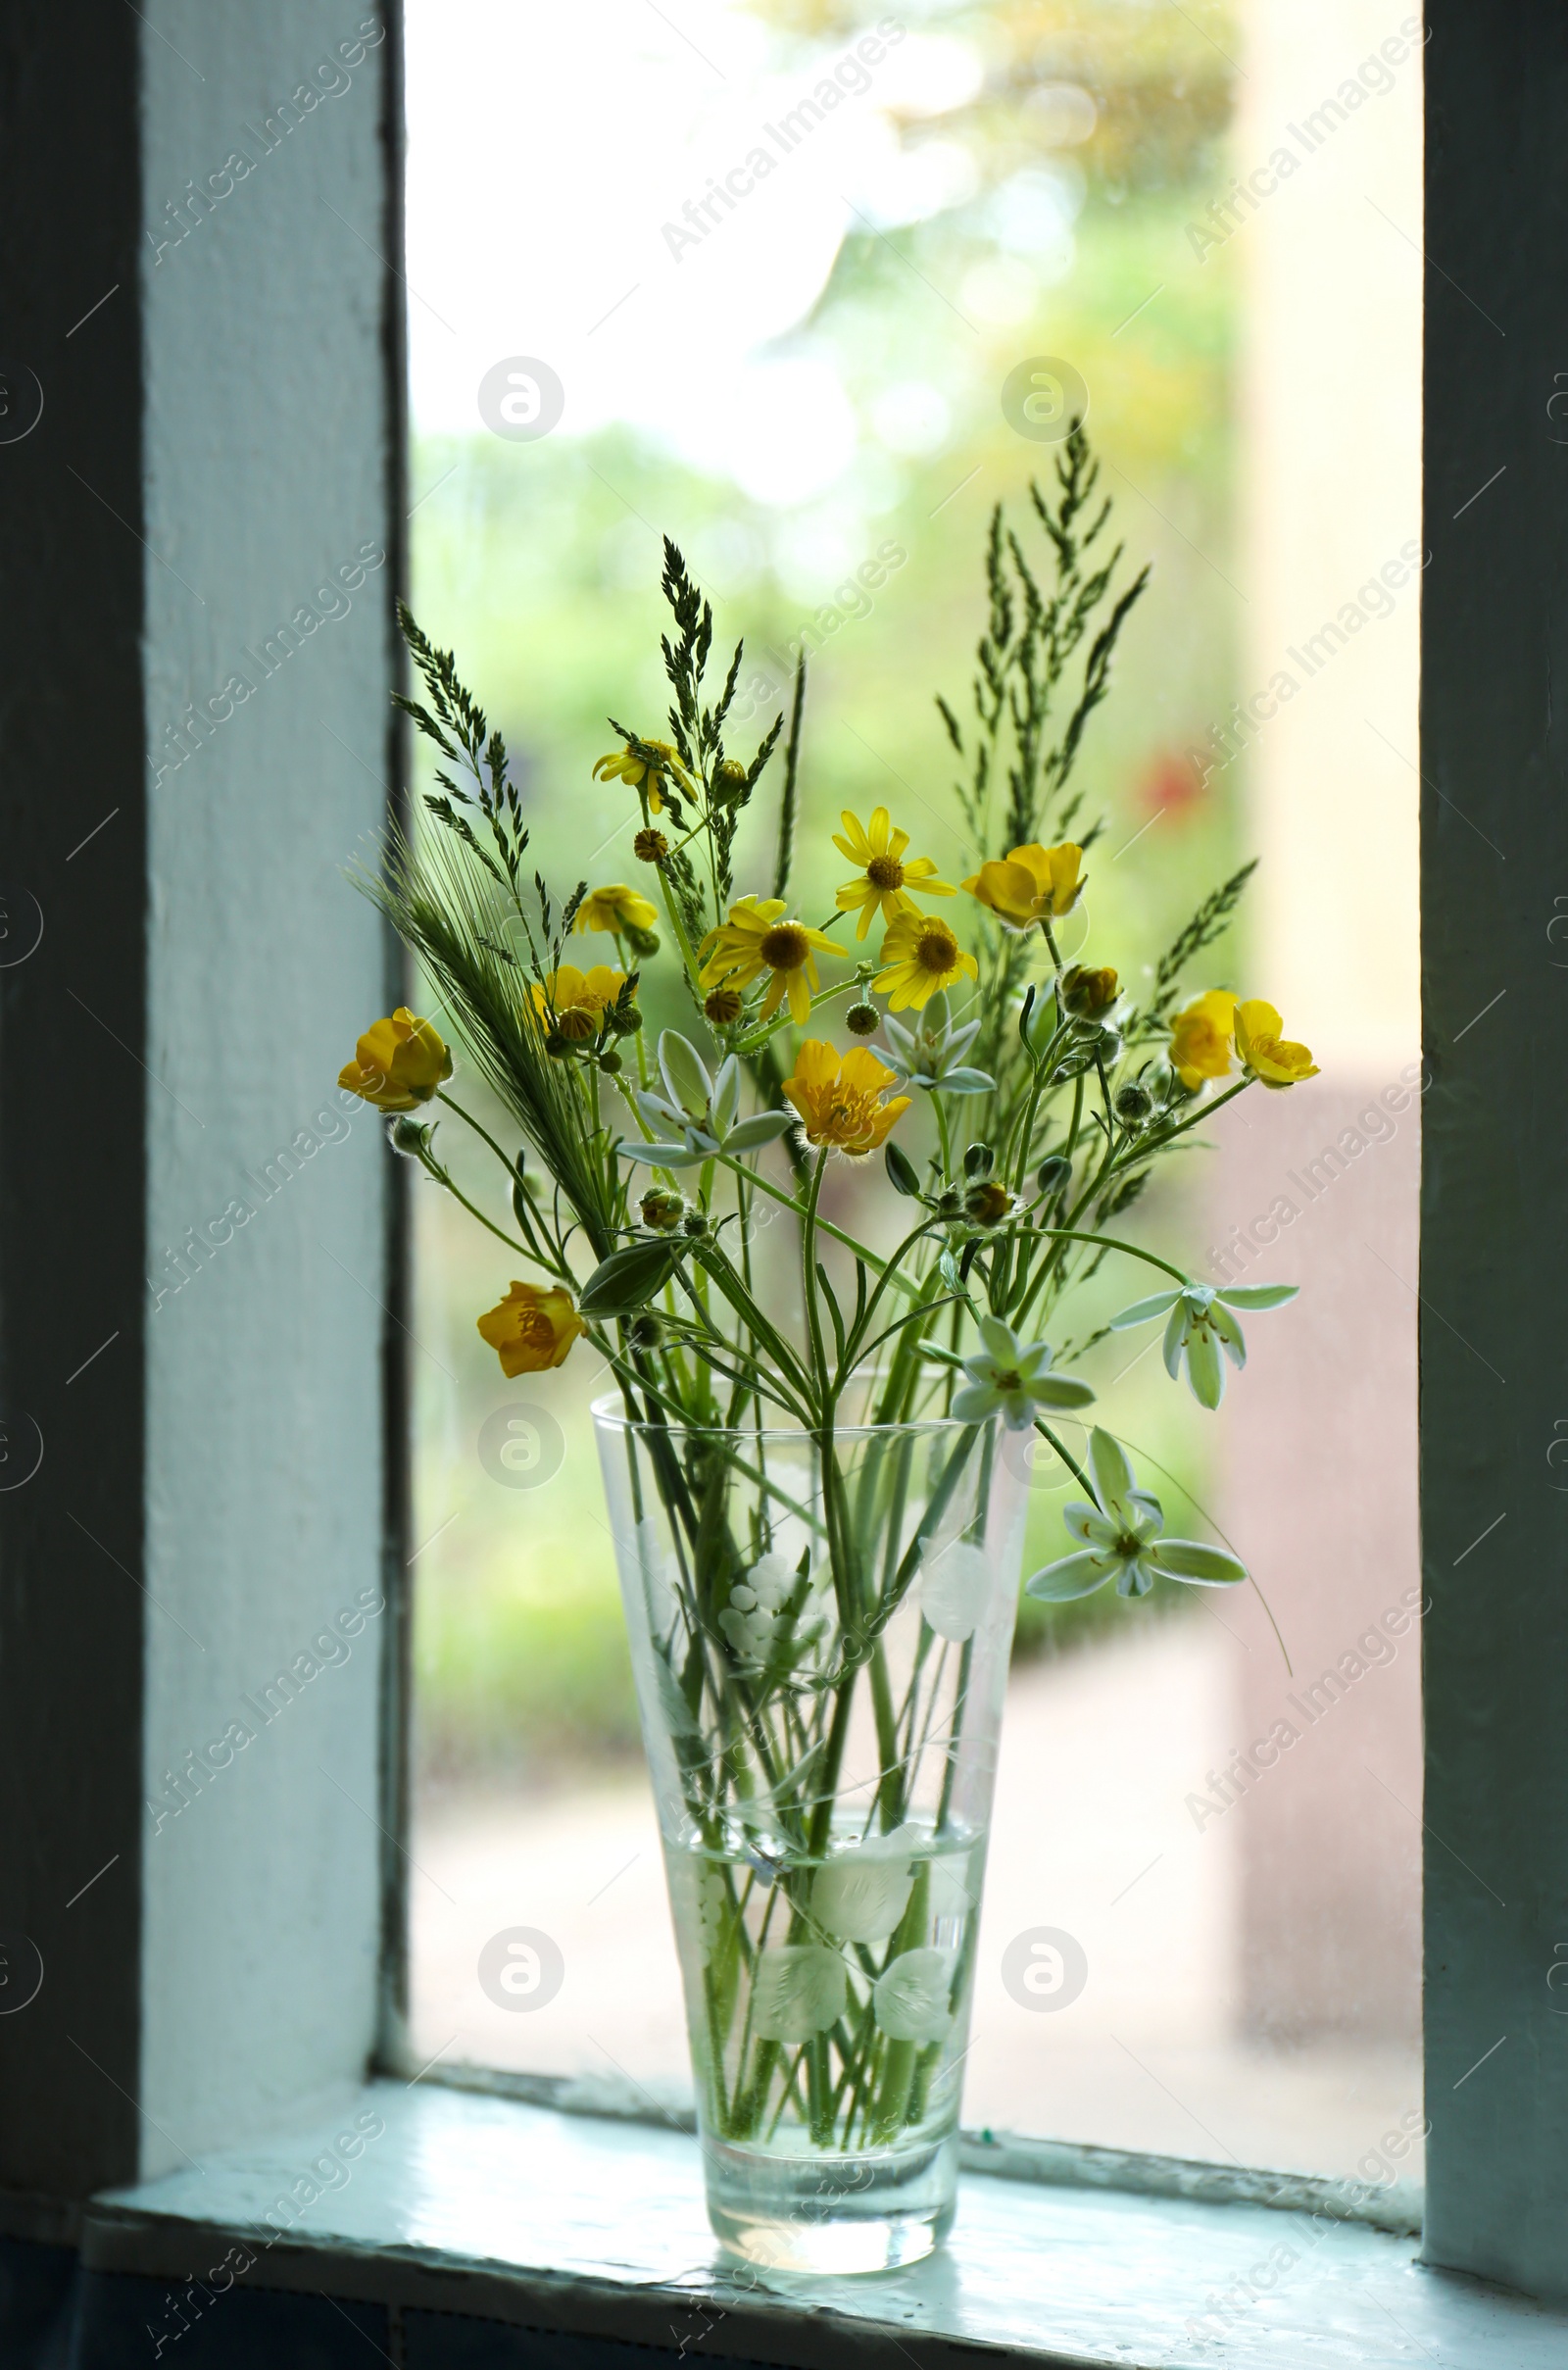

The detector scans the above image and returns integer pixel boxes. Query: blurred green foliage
[411,0,1247,1789]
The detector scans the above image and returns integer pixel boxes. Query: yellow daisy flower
[962,842,1084,929]
[574,884,659,936]
[832,806,956,940]
[698,896,839,1027]
[530,963,626,1042]
[592,737,692,815]
[782,1040,911,1156]
[872,913,978,1013]
[1235,999,1320,1088]
[1169,990,1238,1090]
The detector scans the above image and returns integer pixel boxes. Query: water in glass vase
[680,1813,984,2272]
[595,1401,1027,2274]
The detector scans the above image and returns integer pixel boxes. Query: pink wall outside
[1209,1072,1424,2045]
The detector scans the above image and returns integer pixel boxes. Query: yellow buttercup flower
[1169,990,1238,1091]
[530,963,625,1036]
[592,737,691,816]
[476,1280,586,1376]
[872,913,978,1012]
[832,806,955,940]
[782,1040,911,1155]
[574,884,659,936]
[338,1009,452,1112]
[698,896,838,1026]
[962,842,1084,929]
[1235,999,1319,1089]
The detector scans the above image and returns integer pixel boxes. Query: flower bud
[624,924,661,960]
[557,1005,598,1043]
[845,1001,881,1037]
[387,1115,432,1158]
[598,1048,623,1075]
[1035,1154,1072,1200]
[633,828,669,864]
[628,1312,662,1348]
[607,1003,643,1037]
[713,759,748,803]
[640,1189,686,1232]
[543,1029,572,1059]
[704,988,743,1025]
[963,1142,994,1179]
[1114,1081,1152,1126]
[681,1210,710,1237]
[964,1180,1014,1227]
[1061,963,1119,1020]
[935,1187,964,1218]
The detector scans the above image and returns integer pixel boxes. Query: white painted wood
[136,1,396,2164]
[87,2087,1567,2369]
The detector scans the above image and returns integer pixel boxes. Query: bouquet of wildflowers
[339,429,1317,2171]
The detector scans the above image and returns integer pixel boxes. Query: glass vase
[593,1396,1026,2275]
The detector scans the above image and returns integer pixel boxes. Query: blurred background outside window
[401,0,1423,2182]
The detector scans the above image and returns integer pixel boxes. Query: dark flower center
[867,854,905,890]
[760,923,809,969]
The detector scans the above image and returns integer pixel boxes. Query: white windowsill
[82,2083,1564,2368]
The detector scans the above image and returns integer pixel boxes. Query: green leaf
[1216,1283,1298,1310]
[884,1139,922,1197]
[577,1239,680,1316]
[1151,1539,1248,1585]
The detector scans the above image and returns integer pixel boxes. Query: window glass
[403,0,1422,2182]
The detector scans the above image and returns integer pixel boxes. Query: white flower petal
[752,1945,848,2040]
[977,1313,1018,1362]
[1109,1290,1182,1331]
[659,1030,713,1120]
[918,1539,993,1642]
[1087,1426,1135,1513]
[1025,1550,1116,1602]
[873,1947,956,2043]
[811,1847,915,1943]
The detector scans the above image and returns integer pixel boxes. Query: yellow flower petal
[338,1009,452,1111]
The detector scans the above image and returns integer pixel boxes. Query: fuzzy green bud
[1061,963,1120,1020]
[607,1003,643,1038]
[1035,1155,1072,1200]
[387,1116,432,1158]
[640,1189,686,1233]
[845,1001,881,1037]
